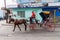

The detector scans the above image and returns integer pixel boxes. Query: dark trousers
[30,17,36,24]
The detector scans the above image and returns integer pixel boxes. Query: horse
[13,19,27,32]
[8,16,41,31]
[8,18,27,32]
[9,18,15,23]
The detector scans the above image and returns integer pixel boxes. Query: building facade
[17,0,58,4]
[8,0,60,22]
[11,7,42,22]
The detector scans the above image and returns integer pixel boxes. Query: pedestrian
[4,9,11,23]
[1,8,11,23]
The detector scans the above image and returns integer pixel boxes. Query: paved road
[0,20,60,40]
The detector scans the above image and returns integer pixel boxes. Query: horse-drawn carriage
[8,11,55,32]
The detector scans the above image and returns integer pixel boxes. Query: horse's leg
[40,23,43,27]
[35,20,41,27]
[9,19,11,23]
[24,23,27,31]
[17,25,21,31]
[13,24,16,32]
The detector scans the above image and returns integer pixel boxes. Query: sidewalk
[0,20,60,40]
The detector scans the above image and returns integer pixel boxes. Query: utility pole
[4,0,8,23]
[4,0,6,8]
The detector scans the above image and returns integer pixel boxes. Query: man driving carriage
[30,11,36,24]
[29,11,36,30]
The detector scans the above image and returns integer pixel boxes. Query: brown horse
[13,19,27,32]
[9,17,41,32]
[9,18,27,32]
[9,18,15,23]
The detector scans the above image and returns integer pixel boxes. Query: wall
[48,2,60,6]
[12,7,42,22]
[17,0,58,4]
[58,0,60,2]
[0,10,4,18]
[42,0,55,2]
[56,9,60,16]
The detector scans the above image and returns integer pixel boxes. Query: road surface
[0,20,60,40]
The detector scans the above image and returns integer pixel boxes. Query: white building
[17,0,59,4]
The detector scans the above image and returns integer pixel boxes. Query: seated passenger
[39,11,50,26]
[39,11,50,23]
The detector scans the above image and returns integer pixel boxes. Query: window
[17,11,25,18]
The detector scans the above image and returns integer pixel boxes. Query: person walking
[4,9,11,23]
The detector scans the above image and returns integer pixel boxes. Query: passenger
[39,11,50,26]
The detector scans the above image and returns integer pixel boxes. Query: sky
[0,0,4,9]
[0,0,17,17]
[0,0,17,9]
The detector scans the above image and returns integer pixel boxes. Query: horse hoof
[13,30,15,32]
[40,25,42,27]
[20,29,21,31]
[25,29,26,31]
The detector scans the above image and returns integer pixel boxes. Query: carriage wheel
[47,22,55,32]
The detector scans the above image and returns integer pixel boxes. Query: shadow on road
[1,23,14,26]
